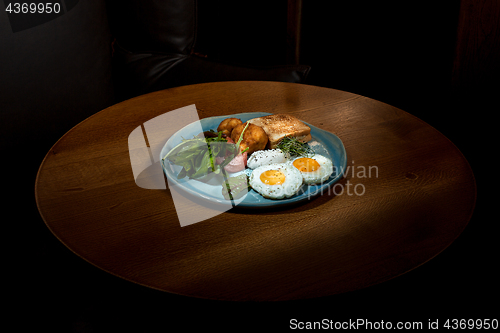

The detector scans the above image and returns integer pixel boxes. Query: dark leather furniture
[1,0,310,155]
[106,0,310,101]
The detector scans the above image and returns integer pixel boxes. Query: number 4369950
[5,2,62,14]
[444,319,498,330]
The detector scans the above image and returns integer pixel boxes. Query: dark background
[3,0,497,331]
[196,0,492,181]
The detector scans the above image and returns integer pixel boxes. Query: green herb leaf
[162,132,236,180]
[236,122,250,148]
[276,136,314,157]
[177,167,187,179]
[190,150,211,178]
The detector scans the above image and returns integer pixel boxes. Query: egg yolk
[260,169,286,185]
[293,158,321,172]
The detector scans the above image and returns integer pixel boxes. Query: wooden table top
[35,81,476,301]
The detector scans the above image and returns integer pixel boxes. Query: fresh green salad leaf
[162,123,252,181]
[162,131,239,180]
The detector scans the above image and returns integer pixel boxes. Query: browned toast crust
[247,114,311,149]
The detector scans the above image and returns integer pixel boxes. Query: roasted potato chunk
[217,118,243,137]
[230,122,268,155]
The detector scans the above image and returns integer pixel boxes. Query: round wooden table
[35,81,476,301]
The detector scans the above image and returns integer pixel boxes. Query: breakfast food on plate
[247,114,311,149]
[247,149,288,169]
[291,155,334,184]
[217,117,243,137]
[166,112,336,201]
[214,114,334,199]
[230,122,268,155]
[249,163,304,199]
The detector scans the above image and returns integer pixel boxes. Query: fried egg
[249,163,303,199]
[291,155,334,184]
[247,149,288,169]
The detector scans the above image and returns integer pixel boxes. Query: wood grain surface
[35,81,476,301]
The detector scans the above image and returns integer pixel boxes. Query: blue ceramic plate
[160,112,347,208]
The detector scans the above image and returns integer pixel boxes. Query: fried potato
[230,122,268,155]
[217,118,243,137]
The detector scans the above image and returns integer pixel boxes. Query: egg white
[247,149,288,169]
[291,154,334,185]
[249,163,303,199]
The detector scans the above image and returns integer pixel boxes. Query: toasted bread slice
[247,114,311,149]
